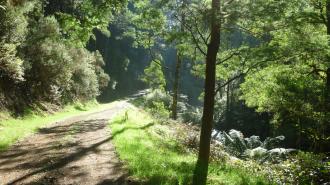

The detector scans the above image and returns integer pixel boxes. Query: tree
[324,0,330,152]
[236,0,330,151]
[0,0,114,111]
[45,0,128,47]
[192,0,220,184]
[141,59,166,90]
[167,0,188,120]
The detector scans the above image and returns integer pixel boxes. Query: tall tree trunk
[225,82,230,130]
[326,1,330,112]
[323,0,330,152]
[172,0,186,120]
[172,53,182,119]
[192,0,220,184]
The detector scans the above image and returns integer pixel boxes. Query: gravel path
[0,101,134,185]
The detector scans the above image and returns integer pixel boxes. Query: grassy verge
[109,108,270,185]
[0,100,116,151]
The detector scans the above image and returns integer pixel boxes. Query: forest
[0,0,329,184]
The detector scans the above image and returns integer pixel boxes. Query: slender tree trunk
[172,53,182,119]
[172,0,186,120]
[323,0,330,152]
[225,82,230,129]
[192,0,220,184]
[326,1,330,112]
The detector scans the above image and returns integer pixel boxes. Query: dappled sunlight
[0,102,130,184]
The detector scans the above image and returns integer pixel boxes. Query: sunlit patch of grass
[109,109,271,185]
[0,101,117,151]
[110,109,195,185]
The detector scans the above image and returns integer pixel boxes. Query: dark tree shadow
[0,117,154,185]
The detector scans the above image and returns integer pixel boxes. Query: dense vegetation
[0,0,115,113]
[110,109,270,185]
[1,0,330,184]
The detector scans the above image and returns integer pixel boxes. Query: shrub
[214,129,295,161]
[144,89,172,108]
[22,16,109,104]
[179,106,202,124]
[67,48,100,101]
[142,89,171,118]
[141,60,166,90]
[22,17,73,101]
[93,51,110,89]
[0,43,24,82]
[288,152,330,184]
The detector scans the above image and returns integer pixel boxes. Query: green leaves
[0,43,24,82]
[53,0,127,47]
[141,60,167,90]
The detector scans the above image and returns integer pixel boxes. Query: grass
[109,108,271,185]
[0,100,116,151]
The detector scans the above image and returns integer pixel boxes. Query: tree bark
[326,1,330,112]
[322,0,330,152]
[172,52,182,119]
[192,0,220,184]
[172,0,186,120]
[225,82,230,130]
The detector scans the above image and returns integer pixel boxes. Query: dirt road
[0,101,134,185]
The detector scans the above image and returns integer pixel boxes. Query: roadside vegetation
[109,108,270,185]
[124,92,330,185]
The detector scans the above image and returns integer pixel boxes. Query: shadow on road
[0,107,150,185]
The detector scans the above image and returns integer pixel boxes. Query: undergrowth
[109,108,270,185]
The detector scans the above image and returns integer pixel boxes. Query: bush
[22,16,109,104]
[0,2,109,113]
[179,106,202,124]
[141,60,166,90]
[214,129,296,161]
[23,17,73,101]
[144,89,171,106]
[67,48,100,101]
[93,51,110,89]
[143,89,171,118]
[288,152,330,184]
[0,43,24,82]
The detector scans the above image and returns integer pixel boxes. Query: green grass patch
[109,109,270,185]
[0,100,117,151]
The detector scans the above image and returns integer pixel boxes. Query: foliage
[23,17,73,101]
[67,48,104,101]
[123,0,166,49]
[180,106,203,124]
[0,43,24,81]
[0,1,111,112]
[284,152,330,184]
[109,108,270,185]
[213,129,295,161]
[142,89,171,118]
[241,64,328,149]
[237,152,330,185]
[235,0,330,151]
[46,0,128,47]
[93,51,110,89]
[141,61,166,90]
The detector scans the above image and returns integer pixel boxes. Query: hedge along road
[0,101,135,185]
